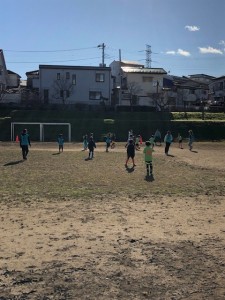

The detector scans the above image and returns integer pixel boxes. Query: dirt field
[0,141,225,299]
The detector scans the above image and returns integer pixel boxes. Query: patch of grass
[0,144,224,205]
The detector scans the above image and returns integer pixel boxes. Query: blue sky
[1,0,225,79]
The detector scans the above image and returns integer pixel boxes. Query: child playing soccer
[188,130,194,150]
[88,137,96,159]
[83,134,88,150]
[143,141,154,176]
[20,128,31,160]
[57,133,64,153]
[177,133,183,149]
[125,139,136,168]
[105,133,111,152]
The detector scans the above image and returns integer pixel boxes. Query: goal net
[11,122,71,142]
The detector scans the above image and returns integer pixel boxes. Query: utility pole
[97,43,106,66]
[119,49,122,106]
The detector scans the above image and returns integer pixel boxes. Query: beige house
[110,60,168,107]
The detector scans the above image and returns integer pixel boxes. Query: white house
[35,65,112,106]
[110,60,168,107]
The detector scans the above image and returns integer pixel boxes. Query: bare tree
[126,81,142,109]
[151,90,173,111]
[0,84,6,102]
[52,76,74,105]
[177,89,189,117]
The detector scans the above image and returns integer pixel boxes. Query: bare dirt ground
[0,141,225,299]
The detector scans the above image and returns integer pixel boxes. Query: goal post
[11,122,71,142]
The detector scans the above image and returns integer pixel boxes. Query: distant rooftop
[120,60,144,68]
[121,66,167,74]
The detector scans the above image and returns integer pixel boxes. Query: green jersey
[143,146,154,162]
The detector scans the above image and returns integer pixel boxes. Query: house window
[96,73,105,82]
[219,82,223,90]
[60,90,64,98]
[72,74,76,85]
[57,73,60,80]
[43,89,49,103]
[143,77,153,82]
[89,91,102,100]
[66,90,70,98]
[66,72,70,79]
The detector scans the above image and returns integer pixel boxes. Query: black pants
[146,161,153,175]
[89,149,94,159]
[21,145,29,159]
[165,142,171,154]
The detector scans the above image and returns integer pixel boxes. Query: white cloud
[198,46,223,54]
[166,49,190,56]
[165,50,176,55]
[185,25,200,32]
[177,49,191,56]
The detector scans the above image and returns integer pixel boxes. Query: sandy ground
[0,141,225,299]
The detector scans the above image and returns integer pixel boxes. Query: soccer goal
[11,122,71,142]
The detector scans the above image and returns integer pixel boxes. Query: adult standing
[164,131,173,155]
[20,129,31,160]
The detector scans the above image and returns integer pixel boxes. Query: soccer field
[0,141,225,299]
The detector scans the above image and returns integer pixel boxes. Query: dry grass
[0,141,225,299]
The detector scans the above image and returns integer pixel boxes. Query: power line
[4,46,98,53]
[7,56,101,64]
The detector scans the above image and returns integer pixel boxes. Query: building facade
[209,75,225,110]
[110,60,168,107]
[37,65,112,106]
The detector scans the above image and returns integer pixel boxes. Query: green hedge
[0,109,225,142]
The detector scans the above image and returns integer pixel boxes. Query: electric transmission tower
[145,44,152,68]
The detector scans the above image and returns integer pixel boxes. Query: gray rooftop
[121,67,167,74]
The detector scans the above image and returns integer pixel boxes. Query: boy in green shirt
[143,141,154,176]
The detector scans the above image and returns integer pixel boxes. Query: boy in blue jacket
[164,131,173,155]
[20,129,31,159]
[57,134,64,153]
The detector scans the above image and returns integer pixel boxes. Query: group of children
[125,129,195,176]
[125,130,154,177]
[57,133,97,159]
[177,130,195,150]
[19,128,194,178]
